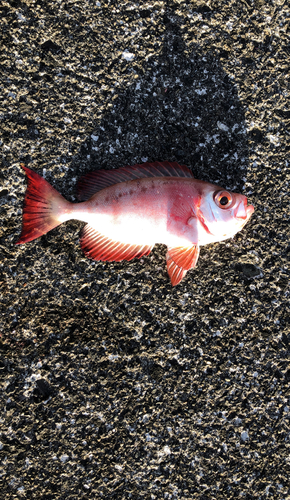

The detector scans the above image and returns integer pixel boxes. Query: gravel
[1,1,289,499]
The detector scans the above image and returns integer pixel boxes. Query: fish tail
[16,164,72,244]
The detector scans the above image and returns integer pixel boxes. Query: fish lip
[235,200,255,221]
[245,204,255,221]
[246,204,255,216]
[238,204,254,229]
[234,200,247,220]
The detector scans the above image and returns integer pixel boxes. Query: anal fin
[80,225,153,262]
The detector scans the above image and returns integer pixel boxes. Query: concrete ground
[1,1,289,498]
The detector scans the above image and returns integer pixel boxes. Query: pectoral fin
[166,245,200,286]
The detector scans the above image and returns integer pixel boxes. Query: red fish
[16,161,254,286]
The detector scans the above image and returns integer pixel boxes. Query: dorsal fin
[77,161,194,201]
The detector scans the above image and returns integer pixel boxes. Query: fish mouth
[242,202,255,223]
[234,199,254,222]
[238,203,254,229]
[246,204,255,218]
[231,200,254,235]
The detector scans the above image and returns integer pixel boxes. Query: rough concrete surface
[1,0,290,498]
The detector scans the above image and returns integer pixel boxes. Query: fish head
[197,182,255,243]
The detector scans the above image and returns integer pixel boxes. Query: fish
[16,161,254,286]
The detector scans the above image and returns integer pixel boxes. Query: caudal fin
[16,165,71,244]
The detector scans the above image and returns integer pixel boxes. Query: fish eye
[214,190,234,209]
[220,196,229,206]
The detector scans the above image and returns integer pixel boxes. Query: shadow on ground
[74,14,249,193]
